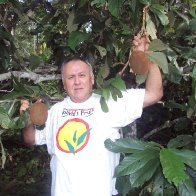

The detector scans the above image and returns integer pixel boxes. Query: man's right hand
[20,99,36,145]
[20,100,30,115]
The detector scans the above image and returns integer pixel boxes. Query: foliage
[105,135,196,195]
[0,0,195,195]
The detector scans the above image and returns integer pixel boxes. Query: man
[20,34,163,196]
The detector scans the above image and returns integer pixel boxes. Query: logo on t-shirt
[56,118,91,154]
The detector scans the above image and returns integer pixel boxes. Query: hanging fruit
[29,102,48,125]
[129,50,149,75]
[129,5,150,75]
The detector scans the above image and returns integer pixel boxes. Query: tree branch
[0,71,61,84]
[143,117,187,140]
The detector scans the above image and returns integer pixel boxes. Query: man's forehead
[63,61,90,73]
[66,60,88,67]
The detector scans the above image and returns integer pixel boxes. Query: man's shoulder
[49,98,67,110]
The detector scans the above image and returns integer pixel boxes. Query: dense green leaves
[96,74,126,112]
[68,31,90,51]
[29,54,41,70]
[0,105,28,130]
[1,76,40,100]
[0,108,12,129]
[108,0,123,18]
[106,136,196,195]
[0,0,196,194]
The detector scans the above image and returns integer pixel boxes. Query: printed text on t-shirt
[62,108,94,117]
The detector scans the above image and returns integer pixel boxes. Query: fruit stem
[140,5,149,36]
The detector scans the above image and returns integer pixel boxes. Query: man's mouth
[74,88,83,91]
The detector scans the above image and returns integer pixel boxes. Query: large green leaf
[165,64,182,84]
[111,76,126,91]
[110,86,123,99]
[170,149,196,171]
[148,51,168,74]
[102,88,110,101]
[100,96,109,113]
[177,179,196,196]
[0,105,28,130]
[98,65,110,79]
[167,135,194,149]
[12,110,29,129]
[129,155,160,187]
[146,12,157,40]
[108,0,123,18]
[152,171,177,196]
[0,109,12,129]
[149,39,168,52]
[160,148,189,186]
[105,138,147,153]
[115,148,160,177]
[68,31,90,51]
[115,176,132,196]
[67,11,78,33]
[150,4,169,26]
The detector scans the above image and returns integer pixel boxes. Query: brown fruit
[129,51,149,75]
[29,102,48,125]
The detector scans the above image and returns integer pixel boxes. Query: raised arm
[133,33,163,107]
[20,100,36,145]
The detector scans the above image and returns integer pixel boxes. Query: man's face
[62,60,94,103]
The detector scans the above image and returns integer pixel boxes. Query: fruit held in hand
[129,51,149,75]
[29,102,48,125]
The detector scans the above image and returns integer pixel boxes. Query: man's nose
[74,76,80,84]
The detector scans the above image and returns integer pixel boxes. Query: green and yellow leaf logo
[56,118,91,154]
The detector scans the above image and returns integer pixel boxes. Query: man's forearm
[143,61,163,108]
[22,121,36,146]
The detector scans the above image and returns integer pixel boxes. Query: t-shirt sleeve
[107,89,145,127]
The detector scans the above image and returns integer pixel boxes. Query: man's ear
[91,74,95,85]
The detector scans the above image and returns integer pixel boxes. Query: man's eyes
[67,74,86,79]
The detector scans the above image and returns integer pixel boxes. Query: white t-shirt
[35,89,145,196]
